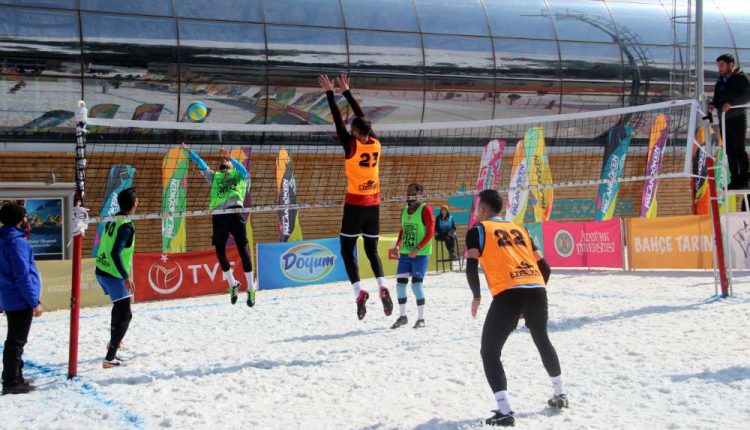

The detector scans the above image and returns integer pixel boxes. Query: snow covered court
[1,271,749,430]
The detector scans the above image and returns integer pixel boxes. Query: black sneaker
[548,394,568,409]
[356,291,369,321]
[2,381,36,395]
[391,315,408,329]
[413,319,425,329]
[247,289,256,308]
[486,410,514,427]
[230,281,240,305]
[379,287,393,316]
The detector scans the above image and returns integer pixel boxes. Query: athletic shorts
[96,274,131,303]
[491,287,548,330]
[396,255,429,280]
[212,212,248,247]
[340,204,379,238]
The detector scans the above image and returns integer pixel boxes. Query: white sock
[494,391,513,414]
[224,270,237,286]
[399,303,407,317]
[377,277,386,289]
[551,375,566,396]
[245,271,255,291]
[353,281,362,297]
[417,304,425,320]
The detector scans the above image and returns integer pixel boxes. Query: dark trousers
[480,288,561,393]
[725,115,749,187]
[436,232,457,255]
[106,299,132,361]
[340,235,383,284]
[2,308,33,387]
[212,213,253,273]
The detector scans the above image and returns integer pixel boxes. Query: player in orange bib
[318,73,393,321]
[465,190,568,427]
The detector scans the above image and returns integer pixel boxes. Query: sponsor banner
[542,219,623,268]
[640,114,670,218]
[595,124,633,221]
[626,215,714,269]
[553,198,635,221]
[506,139,529,223]
[724,213,750,270]
[525,126,554,222]
[93,164,136,256]
[161,146,189,253]
[258,238,348,290]
[36,258,110,311]
[524,222,544,255]
[133,247,246,302]
[276,149,303,242]
[469,139,505,228]
[692,126,710,215]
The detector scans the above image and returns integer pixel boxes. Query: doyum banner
[257,237,349,289]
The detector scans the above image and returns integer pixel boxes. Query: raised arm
[229,158,248,179]
[318,75,352,156]
[182,142,214,184]
[338,74,365,118]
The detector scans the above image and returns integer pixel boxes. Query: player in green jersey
[95,188,137,368]
[183,144,255,307]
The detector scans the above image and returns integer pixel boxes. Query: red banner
[542,219,623,268]
[133,246,246,302]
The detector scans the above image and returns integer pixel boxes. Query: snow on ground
[1,271,749,430]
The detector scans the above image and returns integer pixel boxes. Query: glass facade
[0,0,745,137]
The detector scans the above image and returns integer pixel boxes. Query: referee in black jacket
[710,53,750,189]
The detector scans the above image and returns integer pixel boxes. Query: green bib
[400,203,432,256]
[210,168,247,210]
[96,219,135,279]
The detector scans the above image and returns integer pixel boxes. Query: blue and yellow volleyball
[187,101,208,121]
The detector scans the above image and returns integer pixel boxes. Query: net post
[707,156,730,298]
[69,100,88,379]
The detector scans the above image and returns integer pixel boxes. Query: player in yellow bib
[95,188,137,368]
[465,190,568,426]
[183,143,255,307]
[391,183,434,329]
[318,73,392,321]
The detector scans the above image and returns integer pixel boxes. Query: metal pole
[707,157,730,297]
[696,0,704,104]
[69,101,87,379]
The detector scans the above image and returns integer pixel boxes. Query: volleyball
[187,101,208,121]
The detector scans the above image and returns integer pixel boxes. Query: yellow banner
[37,258,110,311]
[626,215,714,269]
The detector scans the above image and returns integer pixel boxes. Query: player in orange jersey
[318,73,392,321]
[465,189,568,426]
